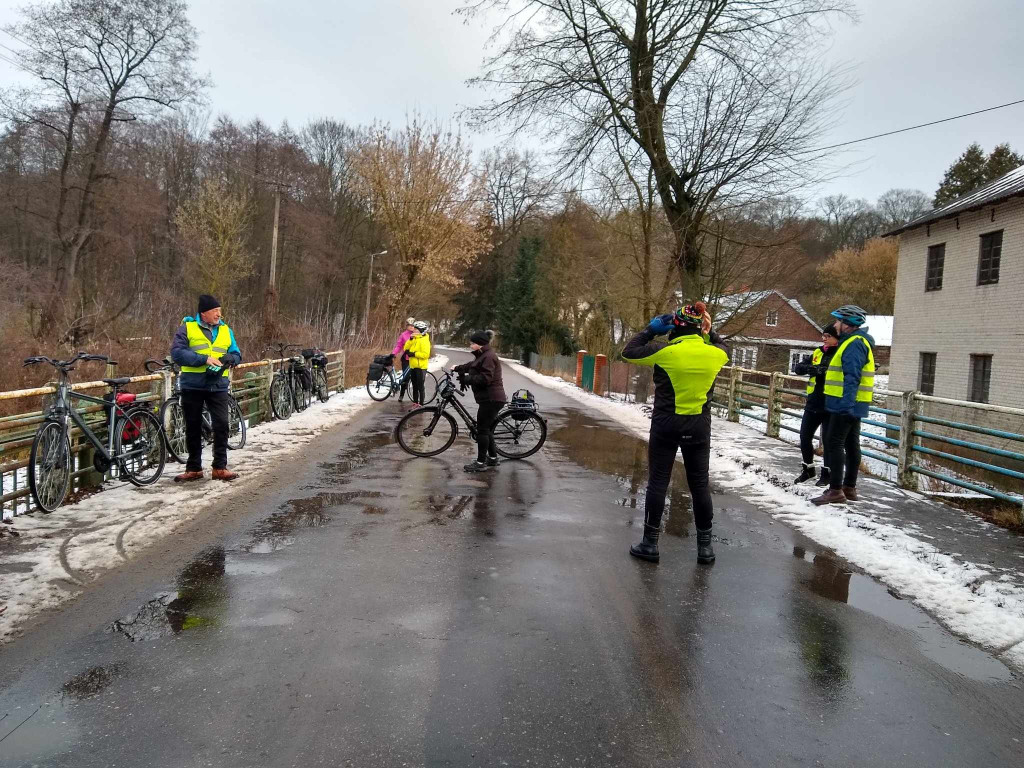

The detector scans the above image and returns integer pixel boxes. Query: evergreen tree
[934,142,1024,207]
[934,143,987,207]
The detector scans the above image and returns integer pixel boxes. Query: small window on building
[765,310,778,327]
[789,349,812,373]
[918,352,936,395]
[925,243,945,291]
[968,354,992,403]
[732,346,758,369]
[978,231,1002,285]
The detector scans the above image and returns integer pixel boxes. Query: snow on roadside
[506,361,1024,670]
[0,355,447,641]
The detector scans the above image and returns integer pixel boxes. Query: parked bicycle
[143,358,246,463]
[267,344,314,419]
[300,347,331,403]
[366,354,438,404]
[23,353,166,513]
[395,370,546,459]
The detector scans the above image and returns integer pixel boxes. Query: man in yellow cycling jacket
[622,302,729,564]
[169,294,243,482]
[812,304,875,506]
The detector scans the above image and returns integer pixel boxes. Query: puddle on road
[316,430,394,485]
[401,495,474,530]
[549,410,694,536]
[242,491,384,553]
[61,664,123,700]
[110,546,227,641]
[791,546,1012,683]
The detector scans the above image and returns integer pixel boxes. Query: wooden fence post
[727,367,741,423]
[897,390,920,490]
[766,372,782,438]
[338,350,346,393]
[264,359,275,420]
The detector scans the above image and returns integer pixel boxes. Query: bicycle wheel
[313,367,330,403]
[395,407,458,457]
[115,408,166,486]
[493,411,547,460]
[270,375,293,419]
[421,371,439,405]
[292,376,311,412]
[29,421,71,513]
[160,396,187,463]
[366,372,394,401]
[227,396,247,449]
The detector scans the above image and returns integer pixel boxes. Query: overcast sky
[1,0,1021,206]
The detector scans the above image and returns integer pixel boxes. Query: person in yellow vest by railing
[169,294,243,482]
[812,305,875,506]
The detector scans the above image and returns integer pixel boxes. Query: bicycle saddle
[103,377,132,386]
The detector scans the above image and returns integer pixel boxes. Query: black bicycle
[366,355,438,404]
[395,370,546,459]
[267,344,314,419]
[144,358,247,463]
[301,347,331,403]
[23,353,166,513]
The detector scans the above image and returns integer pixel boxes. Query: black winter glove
[793,362,812,376]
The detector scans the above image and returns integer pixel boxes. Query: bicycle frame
[427,384,479,439]
[48,379,147,464]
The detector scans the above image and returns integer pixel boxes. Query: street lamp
[364,249,388,334]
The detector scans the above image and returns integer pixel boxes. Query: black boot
[629,524,660,563]
[696,528,715,565]
[464,460,489,473]
[814,467,832,487]
[485,456,500,467]
[794,463,816,484]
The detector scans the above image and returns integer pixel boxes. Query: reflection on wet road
[1,367,1022,767]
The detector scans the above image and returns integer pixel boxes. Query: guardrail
[710,366,1023,515]
[0,351,346,520]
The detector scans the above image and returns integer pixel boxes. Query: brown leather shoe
[174,471,204,483]
[211,468,239,481]
[842,486,859,501]
[811,488,847,506]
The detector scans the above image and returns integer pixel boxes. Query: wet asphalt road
[1,354,1023,767]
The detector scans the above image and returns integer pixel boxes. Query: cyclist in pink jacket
[391,317,416,402]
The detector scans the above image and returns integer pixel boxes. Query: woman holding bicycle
[392,317,417,402]
[403,321,431,405]
[454,330,505,472]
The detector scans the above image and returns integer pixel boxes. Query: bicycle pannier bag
[509,389,537,421]
[368,362,385,380]
[297,366,313,392]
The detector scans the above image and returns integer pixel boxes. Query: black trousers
[825,414,861,490]
[410,368,426,404]
[399,356,411,399]
[181,389,229,471]
[476,401,503,461]
[799,409,830,466]
[645,420,714,532]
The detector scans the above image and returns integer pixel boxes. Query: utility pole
[268,187,281,291]
[363,249,387,334]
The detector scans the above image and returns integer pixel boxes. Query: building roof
[864,315,893,347]
[884,165,1024,237]
[711,289,823,333]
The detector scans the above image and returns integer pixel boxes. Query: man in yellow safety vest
[169,294,243,482]
[812,305,875,506]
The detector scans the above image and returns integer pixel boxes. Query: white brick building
[885,168,1024,408]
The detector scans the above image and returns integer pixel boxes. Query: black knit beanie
[470,330,490,346]
[822,323,840,340]
[198,294,221,314]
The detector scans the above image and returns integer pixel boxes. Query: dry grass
[938,495,1024,533]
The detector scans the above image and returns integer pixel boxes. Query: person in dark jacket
[454,330,506,473]
[792,322,840,486]
[621,302,729,565]
[813,305,876,506]
[169,294,242,482]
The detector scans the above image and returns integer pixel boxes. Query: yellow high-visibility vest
[805,347,824,395]
[823,335,875,403]
[180,320,232,377]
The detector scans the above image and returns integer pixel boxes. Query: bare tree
[175,180,253,299]
[817,194,883,252]
[2,0,206,333]
[876,188,930,230]
[462,0,851,297]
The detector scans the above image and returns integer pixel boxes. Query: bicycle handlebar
[22,352,112,369]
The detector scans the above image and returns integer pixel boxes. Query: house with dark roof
[711,289,825,373]
[884,166,1024,408]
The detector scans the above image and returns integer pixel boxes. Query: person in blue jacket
[812,305,875,506]
[169,294,242,482]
